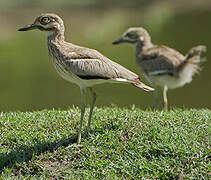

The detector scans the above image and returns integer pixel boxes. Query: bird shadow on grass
[0,122,119,174]
[0,135,78,173]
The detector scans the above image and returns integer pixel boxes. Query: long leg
[77,87,86,144]
[163,85,168,111]
[86,87,97,134]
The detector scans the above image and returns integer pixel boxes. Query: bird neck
[135,36,153,56]
[48,28,65,43]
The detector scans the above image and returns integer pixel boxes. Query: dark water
[0,8,210,111]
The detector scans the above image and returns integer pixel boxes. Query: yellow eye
[40,17,50,24]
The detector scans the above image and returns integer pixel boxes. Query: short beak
[112,38,125,45]
[18,24,38,31]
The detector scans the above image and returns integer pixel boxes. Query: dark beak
[18,24,38,31]
[112,38,124,45]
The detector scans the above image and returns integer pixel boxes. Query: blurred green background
[0,0,210,111]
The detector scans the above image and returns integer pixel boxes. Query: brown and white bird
[18,14,154,144]
[113,27,206,110]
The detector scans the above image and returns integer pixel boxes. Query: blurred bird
[18,14,154,144]
[113,27,206,110]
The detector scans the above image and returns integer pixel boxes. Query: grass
[0,106,210,179]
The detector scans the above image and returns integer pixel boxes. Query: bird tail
[114,77,154,91]
[187,45,207,58]
[177,45,207,73]
[130,78,154,91]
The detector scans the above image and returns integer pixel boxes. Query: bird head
[18,13,64,32]
[112,27,150,45]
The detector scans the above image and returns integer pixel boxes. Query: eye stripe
[50,17,56,22]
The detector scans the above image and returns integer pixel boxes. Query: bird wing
[63,46,139,81]
[139,45,185,76]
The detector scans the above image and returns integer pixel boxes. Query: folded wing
[62,46,154,91]
[139,45,185,76]
[64,46,139,80]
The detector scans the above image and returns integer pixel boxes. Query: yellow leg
[163,85,168,111]
[77,87,86,144]
[85,87,96,135]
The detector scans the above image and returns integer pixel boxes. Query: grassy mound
[0,107,210,179]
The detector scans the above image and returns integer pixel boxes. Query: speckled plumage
[18,14,153,144]
[47,35,145,88]
[44,17,154,91]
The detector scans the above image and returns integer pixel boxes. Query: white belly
[152,75,182,89]
[149,63,197,89]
